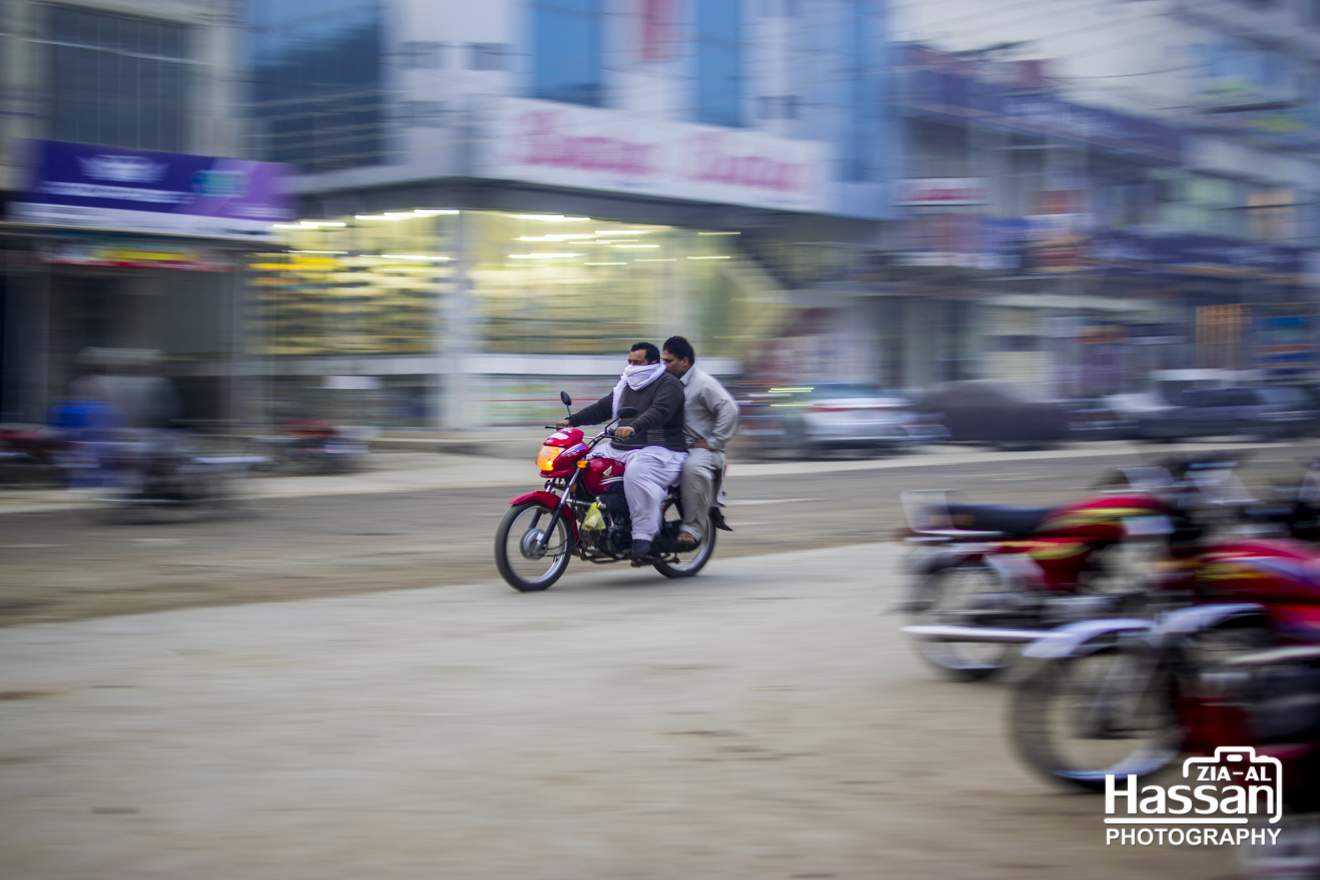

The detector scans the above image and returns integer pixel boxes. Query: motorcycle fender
[1155,603,1269,638]
[509,490,579,541]
[1021,618,1155,661]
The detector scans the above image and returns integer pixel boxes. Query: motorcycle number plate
[1123,515,1172,538]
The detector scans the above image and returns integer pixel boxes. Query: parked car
[915,382,1070,449]
[1109,385,1316,442]
[1059,397,1136,441]
[737,383,947,458]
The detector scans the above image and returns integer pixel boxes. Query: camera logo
[1104,747,1283,847]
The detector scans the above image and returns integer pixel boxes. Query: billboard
[485,98,831,213]
[11,140,294,241]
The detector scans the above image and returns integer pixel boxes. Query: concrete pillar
[441,211,475,429]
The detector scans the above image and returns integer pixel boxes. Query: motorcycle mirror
[560,391,572,407]
[618,406,639,419]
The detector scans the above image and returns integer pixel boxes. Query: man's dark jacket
[569,374,686,452]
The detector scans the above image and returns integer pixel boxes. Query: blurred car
[1060,397,1137,441]
[915,382,1070,449]
[737,384,947,459]
[1108,385,1316,442]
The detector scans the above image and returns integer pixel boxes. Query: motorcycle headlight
[536,444,562,472]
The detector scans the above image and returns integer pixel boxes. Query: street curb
[0,439,1308,517]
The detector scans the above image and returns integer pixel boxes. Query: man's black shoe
[630,539,655,566]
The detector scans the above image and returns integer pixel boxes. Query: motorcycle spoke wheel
[652,499,715,579]
[1012,644,1180,791]
[910,563,1018,681]
[495,503,573,592]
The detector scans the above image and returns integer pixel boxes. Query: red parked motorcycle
[494,392,726,592]
[900,476,1177,680]
[1008,533,1320,793]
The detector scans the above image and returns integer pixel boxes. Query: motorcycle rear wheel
[495,501,574,592]
[907,562,1018,681]
[652,499,716,578]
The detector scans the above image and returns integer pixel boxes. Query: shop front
[2,140,292,425]
[252,209,785,429]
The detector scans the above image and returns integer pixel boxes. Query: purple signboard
[10,140,294,241]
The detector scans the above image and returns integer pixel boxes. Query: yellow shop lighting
[513,214,591,223]
[515,233,596,243]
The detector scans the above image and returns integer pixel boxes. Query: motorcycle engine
[600,493,632,556]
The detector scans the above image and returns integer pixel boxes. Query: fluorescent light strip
[612,243,660,250]
[516,233,596,242]
[697,231,741,236]
[584,261,626,266]
[687,255,731,260]
[593,229,655,237]
[513,214,591,223]
[508,252,583,260]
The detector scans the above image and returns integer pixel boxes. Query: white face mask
[622,362,665,390]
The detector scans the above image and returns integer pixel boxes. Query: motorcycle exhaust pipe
[902,624,1046,644]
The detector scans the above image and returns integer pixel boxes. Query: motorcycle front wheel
[1010,640,1180,792]
[495,501,574,592]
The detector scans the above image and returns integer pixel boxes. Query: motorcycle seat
[945,503,1054,538]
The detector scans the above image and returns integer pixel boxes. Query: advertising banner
[485,98,830,213]
[11,140,294,241]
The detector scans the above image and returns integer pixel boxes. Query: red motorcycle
[494,392,726,592]
[997,494,1320,866]
[900,476,1177,680]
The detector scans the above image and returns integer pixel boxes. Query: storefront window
[251,211,770,362]
[251,211,457,357]
[466,213,761,358]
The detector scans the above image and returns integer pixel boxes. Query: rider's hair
[630,342,660,363]
[663,335,695,365]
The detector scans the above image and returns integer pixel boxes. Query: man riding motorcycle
[662,336,738,551]
[559,342,687,559]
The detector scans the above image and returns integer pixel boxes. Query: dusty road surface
[0,542,1228,880]
[1,441,1313,625]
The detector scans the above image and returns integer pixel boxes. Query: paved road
[0,543,1226,880]
[1,442,1314,625]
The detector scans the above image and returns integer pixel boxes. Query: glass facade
[250,211,786,426]
[841,0,873,181]
[252,212,458,357]
[247,0,387,173]
[694,1,745,127]
[45,5,192,152]
[530,0,604,107]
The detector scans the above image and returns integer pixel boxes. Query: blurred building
[242,0,902,429]
[0,0,289,425]
[893,0,1320,396]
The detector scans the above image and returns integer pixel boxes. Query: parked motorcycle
[85,431,265,521]
[899,482,1177,680]
[900,456,1277,681]
[494,392,728,593]
[1008,533,1320,788]
[254,419,369,475]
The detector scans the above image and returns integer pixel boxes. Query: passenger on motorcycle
[558,342,687,559]
[662,336,738,551]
